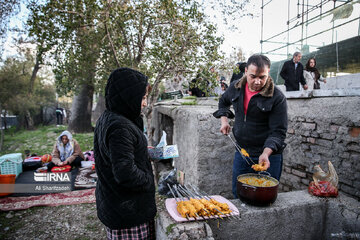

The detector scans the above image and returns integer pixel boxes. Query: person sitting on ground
[303,57,327,91]
[48,130,84,171]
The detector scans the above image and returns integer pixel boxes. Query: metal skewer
[179,185,229,220]
[177,185,220,220]
[176,186,207,220]
[188,184,240,220]
[227,135,256,165]
[167,184,190,220]
[173,185,198,220]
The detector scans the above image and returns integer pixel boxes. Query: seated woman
[48,130,84,171]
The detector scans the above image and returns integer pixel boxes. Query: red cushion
[51,165,72,173]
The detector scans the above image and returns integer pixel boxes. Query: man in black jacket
[280,52,308,91]
[214,54,288,198]
[94,68,156,239]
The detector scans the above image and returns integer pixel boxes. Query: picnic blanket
[0,188,95,211]
[9,167,79,197]
[74,167,97,189]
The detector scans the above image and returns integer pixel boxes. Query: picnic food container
[0,174,16,197]
[0,153,23,177]
[237,173,279,206]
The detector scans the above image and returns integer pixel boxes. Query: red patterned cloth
[51,165,72,172]
[105,220,155,240]
[0,188,95,211]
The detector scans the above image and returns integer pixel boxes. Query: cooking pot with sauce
[236,173,279,206]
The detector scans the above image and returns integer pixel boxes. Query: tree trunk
[91,94,106,124]
[0,103,3,152]
[144,77,163,145]
[25,109,35,130]
[3,109,7,130]
[29,53,41,93]
[68,83,94,133]
[24,51,41,130]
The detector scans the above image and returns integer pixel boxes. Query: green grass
[0,125,94,157]
[182,96,197,100]
[181,100,197,105]
[166,223,176,235]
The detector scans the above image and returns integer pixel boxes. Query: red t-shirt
[244,82,260,115]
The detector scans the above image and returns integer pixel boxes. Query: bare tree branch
[104,6,120,68]
[119,25,133,66]
[135,21,152,65]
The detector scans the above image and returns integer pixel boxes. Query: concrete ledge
[156,190,360,240]
[156,205,214,240]
[278,86,360,98]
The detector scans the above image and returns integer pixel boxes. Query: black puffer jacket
[94,68,156,229]
[214,76,288,156]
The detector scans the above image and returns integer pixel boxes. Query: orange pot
[0,174,16,197]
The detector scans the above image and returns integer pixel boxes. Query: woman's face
[141,93,148,110]
[309,59,315,68]
[61,135,69,145]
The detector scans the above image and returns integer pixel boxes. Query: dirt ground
[0,162,169,240]
[0,192,166,240]
[0,203,106,240]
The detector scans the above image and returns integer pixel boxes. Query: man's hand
[258,147,273,170]
[324,79,327,83]
[303,84,308,90]
[220,116,230,135]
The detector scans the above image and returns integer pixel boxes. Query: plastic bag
[308,161,338,197]
[148,131,179,160]
[156,131,167,148]
[158,168,178,197]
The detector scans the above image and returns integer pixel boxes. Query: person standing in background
[303,57,327,90]
[280,52,308,91]
[230,62,246,83]
[56,107,64,125]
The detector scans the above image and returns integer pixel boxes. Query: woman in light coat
[303,57,327,91]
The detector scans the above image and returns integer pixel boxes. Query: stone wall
[281,96,360,200]
[150,93,360,200]
[150,100,235,199]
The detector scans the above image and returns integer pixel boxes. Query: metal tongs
[227,134,256,166]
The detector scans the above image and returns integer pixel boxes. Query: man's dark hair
[246,54,271,74]
[239,62,247,72]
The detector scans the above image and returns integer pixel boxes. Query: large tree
[0,51,55,150]
[28,0,102,132]
[28,0,254,132]
[99,0,223,116]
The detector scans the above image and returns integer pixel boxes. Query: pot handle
[244,184,257,191]
[258,171,271,176]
